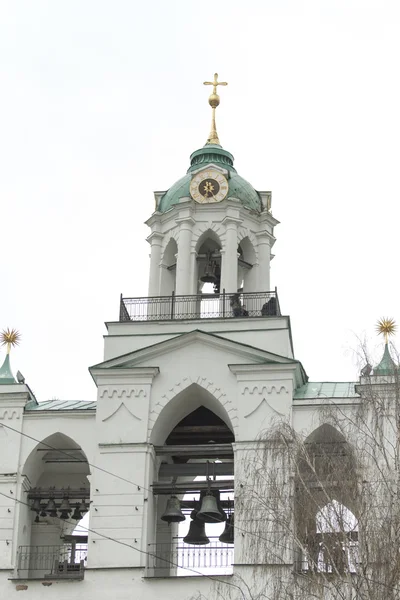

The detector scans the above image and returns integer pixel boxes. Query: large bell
[200,260,217,284]
[160,496,185,523]
[183,518,210,545]
[219,514,234,544]
[197,492,226,523]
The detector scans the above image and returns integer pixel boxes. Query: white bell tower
[146,73,278,304]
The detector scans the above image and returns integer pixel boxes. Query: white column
[221,218,240,293]
[256,233,272,291]
[175,217,194,296]
[147,232,163,297]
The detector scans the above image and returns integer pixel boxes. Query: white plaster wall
[104,316,294,361]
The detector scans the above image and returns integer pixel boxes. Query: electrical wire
[0,421,153,493]
[3,416,400,594]
[0,490,247,600]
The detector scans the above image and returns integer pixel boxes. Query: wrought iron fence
[120,290,280,322]
[17,541,87,579]
[147,536,234,577]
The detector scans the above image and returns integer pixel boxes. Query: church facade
[0,77,396,600]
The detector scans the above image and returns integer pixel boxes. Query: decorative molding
[161,231,179,255]
[0,409,20,420]
[244,398,286,419]
[242,385,289,396]
[191,222,225,252]
[237,227,259,262]
[100,388,147,399]
[102,402,142,423]
[148,375,238,439]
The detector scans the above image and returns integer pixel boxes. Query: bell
[58,497,71,519]
[78,499,88,514]
[160,496,185,523]
[200,260,217,284]
[71,504,82,521]
[197,492,226,523]
[219,514,234,544]
[183,518,210,545]
[45,498,58,517]
[31,498,41,513]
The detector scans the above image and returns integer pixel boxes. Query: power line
[0,421,153,493]
[0,490,247,600]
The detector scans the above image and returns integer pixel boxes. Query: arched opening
[160,238,178,296]
[18,433,90,579]
[238,237,256,293]
[295,425,359,575]
[148,385,234,577]
[195,230,222,295]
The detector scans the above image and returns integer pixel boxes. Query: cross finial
[203,73,228,145]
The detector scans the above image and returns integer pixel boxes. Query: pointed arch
[23,432,91,487]
[149,379,237,445]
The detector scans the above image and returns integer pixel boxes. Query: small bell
[197,492,226,523]
[219,514,234,544]
[45,498,58,518]
[58,497,71,520]
[31,498,41,513]
[160,496,185,523]
[71,504,82,521]
[78,499,88,514]
[183,518,210,545]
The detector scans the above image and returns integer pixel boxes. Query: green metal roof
[25,399,96,411]
[0,354,16,385]
[158,144,262,213]
[294,382,358,399]
[374,343,398,375]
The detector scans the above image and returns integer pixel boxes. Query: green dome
[158,144,262,213]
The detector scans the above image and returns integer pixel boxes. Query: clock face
[190,169,229,203]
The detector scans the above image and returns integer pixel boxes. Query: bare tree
[194,339,400,600]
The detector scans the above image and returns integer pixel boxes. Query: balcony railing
[17,540,87,580]
[147,537,234,577]
[120,290,281,322]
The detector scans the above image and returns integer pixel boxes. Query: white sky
[1,0,400,401]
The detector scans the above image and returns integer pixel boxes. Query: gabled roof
[91,329,301,370]
[90,329,308,387]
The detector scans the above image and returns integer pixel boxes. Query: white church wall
[104,317,294,361]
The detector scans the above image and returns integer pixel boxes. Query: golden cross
[203,73,228,95]
[203,73,228,145]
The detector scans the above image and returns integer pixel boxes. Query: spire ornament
[0,328,21,354]
[203,73,227,146]
[376,318,397,345]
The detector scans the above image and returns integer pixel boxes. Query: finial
[203,73,228,146]
[376,318,397,345]
[0,328,21,355]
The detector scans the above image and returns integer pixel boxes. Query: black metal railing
[120,289,281,322]
[17,540,87,579]
[147,536,233,577]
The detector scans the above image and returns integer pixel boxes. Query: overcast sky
[1,0,399,401]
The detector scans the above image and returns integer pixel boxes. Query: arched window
[295,425,359,575]
[148,385,234,577]
[18,433,90,579]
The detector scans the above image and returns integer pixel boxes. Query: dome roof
[158,144,262,213]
